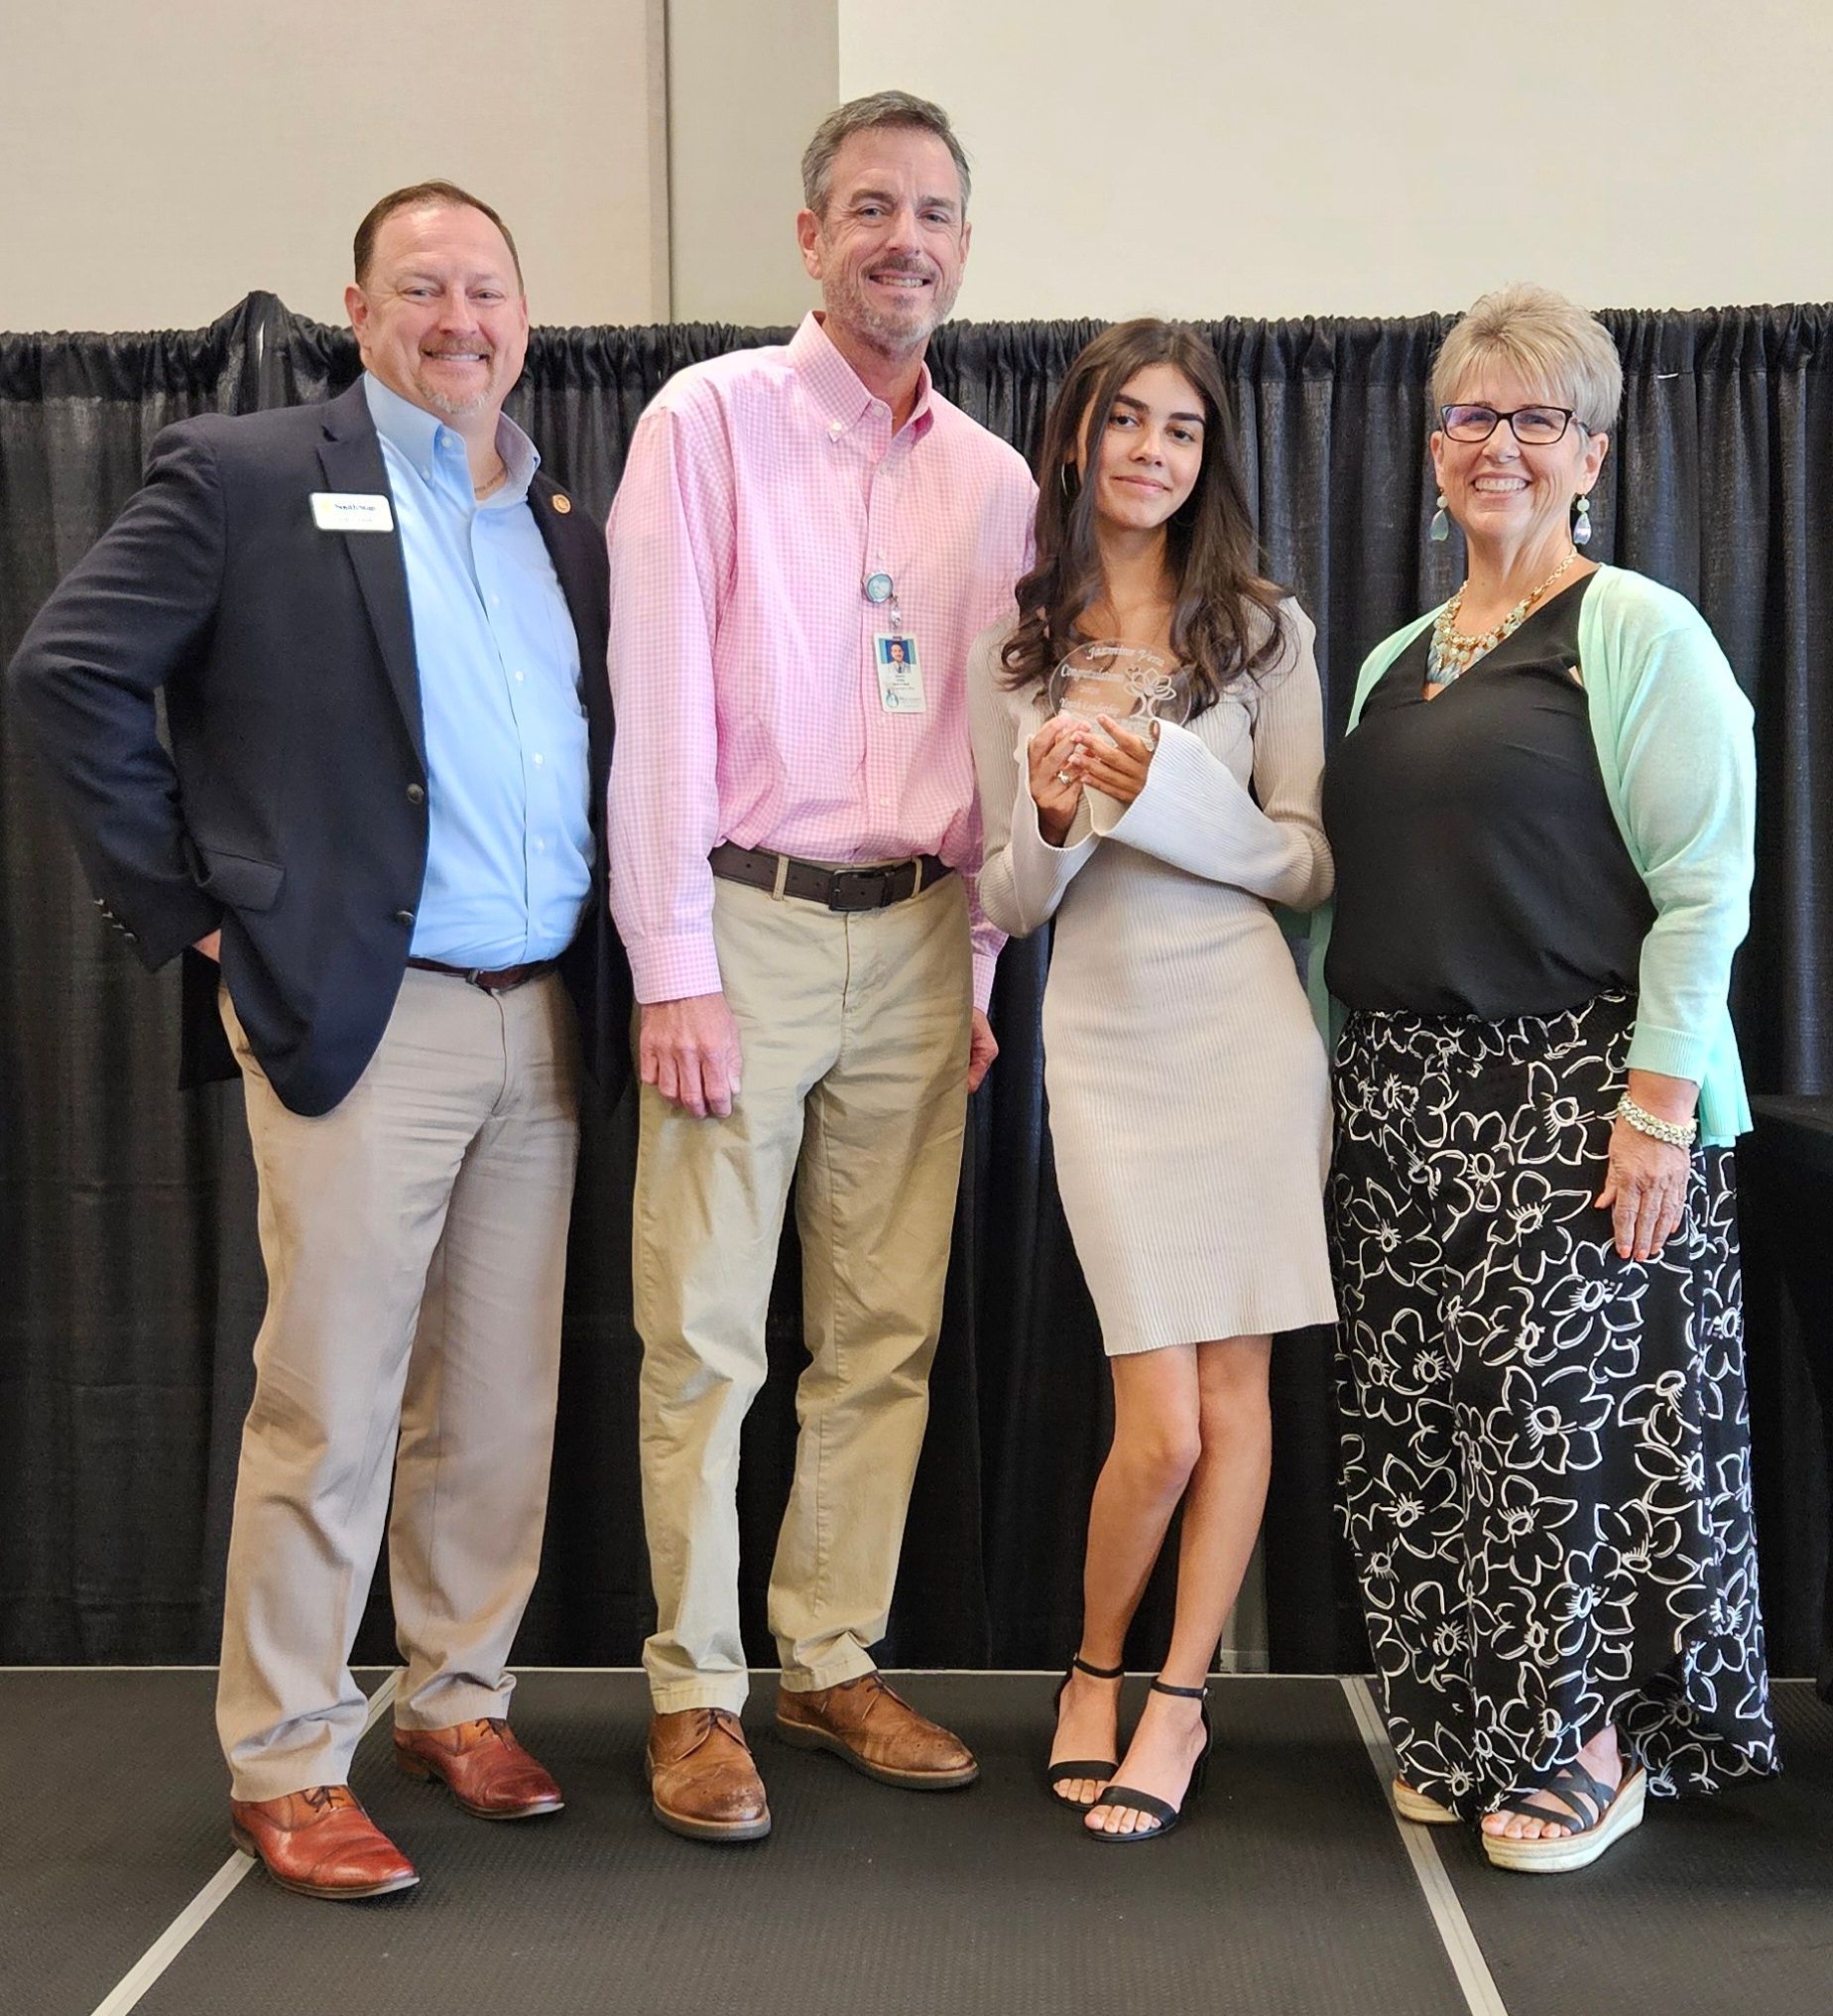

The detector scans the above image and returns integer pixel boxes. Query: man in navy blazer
[10,182,628,1900]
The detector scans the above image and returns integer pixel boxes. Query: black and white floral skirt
[1330,989,1776,1819]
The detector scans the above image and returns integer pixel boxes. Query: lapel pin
[551,493,572,514]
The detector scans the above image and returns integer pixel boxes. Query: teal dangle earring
[1573,493,1593,546]
[1429,490,1450,543]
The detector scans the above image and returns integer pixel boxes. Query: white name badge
[310,492,396,534]
[875,633,926,713]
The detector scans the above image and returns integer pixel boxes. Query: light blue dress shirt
[364,372,592,967]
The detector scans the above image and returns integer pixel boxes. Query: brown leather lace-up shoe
[646,1706,772,1842]
[394,1716,564,1820]
[776,1673,978,1789]
[229,1786,419,1901]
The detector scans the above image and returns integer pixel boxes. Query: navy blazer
[9,378,630,1116]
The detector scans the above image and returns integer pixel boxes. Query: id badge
[309,492,395,533]
[875,633,925,712]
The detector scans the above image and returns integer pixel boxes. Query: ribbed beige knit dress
[969,601,1338,1354]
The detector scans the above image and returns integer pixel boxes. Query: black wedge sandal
[1046,1656,1125,1807]
[1084,1678,1213,1842]
[1482,1762,1646,1873]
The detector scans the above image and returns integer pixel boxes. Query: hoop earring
[1059,463,1079,504]
[1429,491,1450,544]
[1573,493,1593,546]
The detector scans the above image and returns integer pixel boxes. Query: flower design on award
[1046,641,1193,737]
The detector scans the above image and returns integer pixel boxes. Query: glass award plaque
[1046,641,1192,738]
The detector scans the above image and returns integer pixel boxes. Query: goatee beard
[416,377,491,421]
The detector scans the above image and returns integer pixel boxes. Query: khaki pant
[635,872,972,1712]
[215,968,579,1801]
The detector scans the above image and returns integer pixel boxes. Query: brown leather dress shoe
[394,1716,564,1820]
[646,1706,772,1842]
[229,1786,419,1902]
[777,1673,978,1789]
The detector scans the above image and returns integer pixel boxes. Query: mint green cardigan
[1305,566,1756,1145]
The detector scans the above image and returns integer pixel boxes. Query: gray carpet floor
[5,1671,1828,2016]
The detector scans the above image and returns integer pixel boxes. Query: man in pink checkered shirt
[606,90,1036,1843]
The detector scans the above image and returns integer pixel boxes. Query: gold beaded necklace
[1425,548,1580,687]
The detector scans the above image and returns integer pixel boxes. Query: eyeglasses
[1439,403,1588,445]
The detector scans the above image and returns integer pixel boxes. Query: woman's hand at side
[1076,715,1158,808]
[1028,715,1087,846]
[1594,1069,1697,1261]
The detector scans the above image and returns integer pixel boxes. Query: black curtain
[3,296,1828,1676]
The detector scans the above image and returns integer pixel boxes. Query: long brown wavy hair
[1001,319,1284,711]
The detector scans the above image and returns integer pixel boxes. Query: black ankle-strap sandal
[1046,1657,1125,1807]
[1084,1677,1214,1843]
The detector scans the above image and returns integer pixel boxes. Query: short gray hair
[1429,282,1623,433]
[800,91,971,219]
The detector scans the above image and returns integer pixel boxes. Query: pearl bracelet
[1614,1093,1697,1148]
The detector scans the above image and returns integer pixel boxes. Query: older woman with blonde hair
[1321,283,1776,1872]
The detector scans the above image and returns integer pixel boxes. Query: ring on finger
[1055,768,1072,785]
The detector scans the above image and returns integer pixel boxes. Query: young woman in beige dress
[969,319,1335,1840]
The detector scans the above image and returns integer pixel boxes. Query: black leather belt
[406,955,557,993]
[709,843,951,913]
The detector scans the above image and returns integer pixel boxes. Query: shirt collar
[789,313,935,440]
[362,371,541,499]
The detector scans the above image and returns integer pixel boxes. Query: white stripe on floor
[0,1665,218,1673]
[1340,1677,1512,2016]
[88,1670,401,2016]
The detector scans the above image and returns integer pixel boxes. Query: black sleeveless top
[1322,574,1654,1018]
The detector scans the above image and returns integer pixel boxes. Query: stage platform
[4,1670,1828,2016]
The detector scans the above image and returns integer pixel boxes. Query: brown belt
[405,955,557,994]
[709,842,951,912]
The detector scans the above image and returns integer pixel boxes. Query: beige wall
[7,1,1831,333]
[840,0,1833,318]
[667,0,836,324]
[2,0,667,333]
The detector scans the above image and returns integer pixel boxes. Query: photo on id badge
[876,633,925,711]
